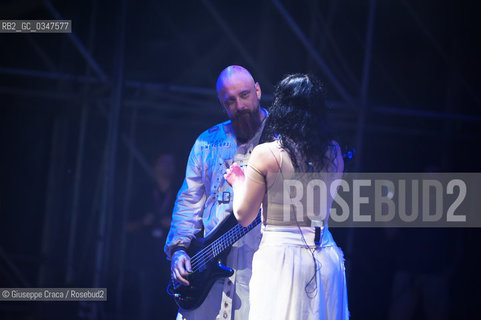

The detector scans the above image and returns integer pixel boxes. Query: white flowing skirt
[249,225,349,320]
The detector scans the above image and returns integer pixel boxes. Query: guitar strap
[218,118,267,319]
[219,276,234,320]
[217,154,250,320]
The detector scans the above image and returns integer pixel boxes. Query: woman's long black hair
[261,74,340,296]
[261,73,336,171]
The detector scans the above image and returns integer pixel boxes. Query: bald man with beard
[165,66,267,320]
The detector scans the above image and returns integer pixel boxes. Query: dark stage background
[1,0,480,319]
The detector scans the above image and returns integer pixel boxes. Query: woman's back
[247,140,343,227]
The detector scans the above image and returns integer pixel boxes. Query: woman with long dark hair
[225,74,349,319]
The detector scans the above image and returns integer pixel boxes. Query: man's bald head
[216,65,256,96]
[215,65,264,143]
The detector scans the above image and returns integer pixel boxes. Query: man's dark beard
[231,109,262,144]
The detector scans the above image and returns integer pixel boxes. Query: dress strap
[267,143,284,178]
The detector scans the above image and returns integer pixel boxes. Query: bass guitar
[167,212,261,310]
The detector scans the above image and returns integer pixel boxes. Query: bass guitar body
[168,213,259,310]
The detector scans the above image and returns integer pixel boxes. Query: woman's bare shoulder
[250,141,281,173]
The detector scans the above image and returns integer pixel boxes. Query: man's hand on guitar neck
[171,250,192,286]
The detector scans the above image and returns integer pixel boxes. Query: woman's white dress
[246,141,349,319]
[248,225,349,320]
